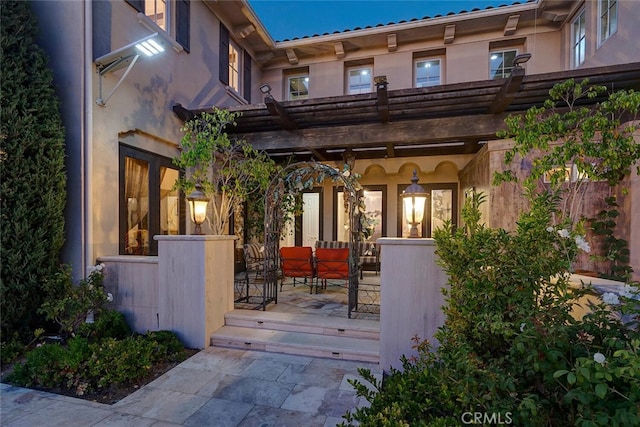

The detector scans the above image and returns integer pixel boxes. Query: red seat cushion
[315,248,349,279]
[280,246,314,277]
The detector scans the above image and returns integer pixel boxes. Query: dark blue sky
[248,0,521,41]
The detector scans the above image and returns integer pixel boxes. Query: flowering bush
[39,264,112,339]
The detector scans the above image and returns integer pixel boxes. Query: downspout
[83,0,94,274]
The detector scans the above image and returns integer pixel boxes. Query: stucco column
[378,238,448,374]
[155,235,236,349]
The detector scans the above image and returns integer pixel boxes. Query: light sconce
[259,83,272,96]
[342,148,356,171]
[401,170,428,238]
[186,181,208,235]
[512,53,532,68]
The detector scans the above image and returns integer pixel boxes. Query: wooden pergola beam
[240,113,510,151]
[489,66,525,114]
[265,95,298,130]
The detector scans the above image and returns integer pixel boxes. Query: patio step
[210,310,379,363]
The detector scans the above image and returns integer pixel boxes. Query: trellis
[259,161,364,318]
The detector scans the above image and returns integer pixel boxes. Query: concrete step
[211,325,379,363]
[224,309,380,340]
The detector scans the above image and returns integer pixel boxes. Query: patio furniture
[315,240,380,279]
[315,247,350,293]
[243,243,265,280]
[279,246,315,292]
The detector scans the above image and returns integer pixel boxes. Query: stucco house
[31,0,639,310]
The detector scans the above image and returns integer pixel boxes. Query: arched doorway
[261,161,368,318]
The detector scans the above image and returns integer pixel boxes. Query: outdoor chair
[279,246,316,292]
[315,247,350,294]
[243,243,265,280]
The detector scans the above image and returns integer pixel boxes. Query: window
[219,25,252,101]
[288,75,309,100]
[397,183,457,238]
[335,186,386,242]
[572,10,586,68]
[228,39,241,93]
[126,0,189,51]
[347,66,373,94]
[599,0,618,45]
[415,58,441,87]
[119,145,184,255]
[489,49,517,79]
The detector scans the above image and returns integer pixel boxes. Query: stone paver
[0,347,381,426]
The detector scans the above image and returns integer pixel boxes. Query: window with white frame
[126,0,190,51]
[489,49,517,79]
[144,0,167,31]
[288,75,309,100]
[415,58,441,87]
[598,0,618,45]
[572,10,586,68]
[347,66,373,94]
[228,39,241,93]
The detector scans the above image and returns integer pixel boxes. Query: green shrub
[77,309,132,342]
[0,0,67,341]
[146,330,186,362]
[8,337,90,392]
[39,264,111,339]
[87,336,155,388]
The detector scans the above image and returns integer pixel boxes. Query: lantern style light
[401,170,428,238]
[186,182,208,235]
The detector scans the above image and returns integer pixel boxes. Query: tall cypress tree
[1,1,67,340]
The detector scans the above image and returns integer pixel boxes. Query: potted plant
[173,109,276,235]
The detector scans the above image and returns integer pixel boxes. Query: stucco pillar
[378,238,448,374]
[155,235,236,349]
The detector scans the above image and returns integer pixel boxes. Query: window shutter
[219,25,229,86]
[125,0,144,13]
[243,50,252,102]
[176,0,190,52]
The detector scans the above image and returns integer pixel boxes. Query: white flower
[546,226,554,233]
[99,263,106,269]
[574,235,591,253]
[520,323,526,332]
[107,292,114,302]
[557,229,570,238]
[619,285,638,300]
[87,265,96,274]
[95,264,103,272]
[342,170,351,177]
[593,352,606,365]
[602,292,620,305]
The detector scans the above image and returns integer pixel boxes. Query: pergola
[173,62,640,162]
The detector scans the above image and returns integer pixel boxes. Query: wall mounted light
[94,32,170,106]
[186,182,208,235]
[512,53,532,68]
[342,148,356,171]
[401,170,428,238]
[259,83,272,96]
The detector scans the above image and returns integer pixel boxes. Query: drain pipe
[83,0,94,275]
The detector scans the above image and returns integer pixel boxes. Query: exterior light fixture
[94,32,172,106]
[186,182,208,235]
[401,170,428,238]
[259,83,272,95]
[512,53,532,67]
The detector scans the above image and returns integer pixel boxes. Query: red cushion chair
[279,246,315,292]
[315,247,350,292]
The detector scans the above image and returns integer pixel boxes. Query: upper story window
[572,9,586,68]
[144,0,167,31]
[347,66,373,94]
[598,0,618,45]
[228,39,241,93]
[489,49,517,79]
[126,0,190,52]
[219,24,252,102]
[287,75,309,100]
[415,58,441,87]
